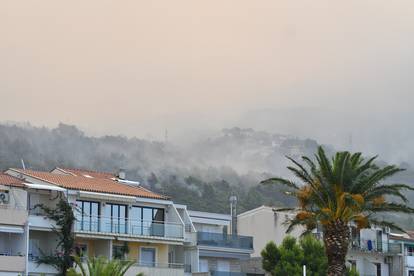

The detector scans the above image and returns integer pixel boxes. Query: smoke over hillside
[0,122,413,229]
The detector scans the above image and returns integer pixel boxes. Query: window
[104,203,127,234]
[409,271,414,276]
[75,244,88,260]
[76,201,100,231]
[140,247,156,267]
[217,260,230,272]
[29,239,40,259]
[113,245,126,260]
[130,206,164,236]
[348,260,356,271]
[199,259,209,272]
[407,245,414,256]
[375,263,381,276]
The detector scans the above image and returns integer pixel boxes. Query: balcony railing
[211,272,246,276]
[197,232,253,250]
[350,238,387,253]
[74,216,184,239]
[133,262,185,269]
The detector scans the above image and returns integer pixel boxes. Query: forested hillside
[0,122,413,229]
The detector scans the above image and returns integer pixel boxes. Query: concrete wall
[0,186,27,210]
[347,251,389,276]
[237,206,304,257]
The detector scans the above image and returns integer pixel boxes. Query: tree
[300,235,327,276]
[261,241,280,273]
[261,146,414,275]
[262,235,326,276]
[35,198,76,276]
[261,236,303,276]
[66,256,137,276]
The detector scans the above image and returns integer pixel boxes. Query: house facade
[187,210,254,276]
[389,232,414,276]
[237,205,396,276]
[1,167,188,276]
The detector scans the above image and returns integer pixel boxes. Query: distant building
[187,210,254,276]
[389,232,414,276]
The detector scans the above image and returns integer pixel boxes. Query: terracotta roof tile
[12,169,168,200]
[55,168,114,179]
[0,173,24,187]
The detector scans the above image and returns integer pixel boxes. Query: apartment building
[2,167,188,276]
[238,205,396,276]
[188,210,254,276]
[389,232,414,276]
[0,173,28,276]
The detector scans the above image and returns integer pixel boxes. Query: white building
[237,205,396,276]
[1,168,189,276]
[187,210,254,275]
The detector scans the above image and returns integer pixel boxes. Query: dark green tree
[300,235,327,276]
[261,241,280,273]
[35,198,76,276]
[261,236,303,276]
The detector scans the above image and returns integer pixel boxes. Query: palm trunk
[323,220,350,276]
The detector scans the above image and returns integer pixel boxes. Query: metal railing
[211,272,247,276]
[350,238,388,253]
[74,216,184,239]
[197,232,253,250]
[132,262,185,269]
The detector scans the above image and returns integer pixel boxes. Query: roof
[10,168,168,200]
[237,205,296,218]
[53,167,114,179]
[0,173,24,187]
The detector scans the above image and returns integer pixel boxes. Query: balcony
[0,255,25,272]
[211,272,246,276]
[74,216,184,240]
[197,232,253,251]
[113,262,185,276]
[350,238,388,253]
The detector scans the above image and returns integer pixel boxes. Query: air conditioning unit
[0,191,9,204]
[384,227,391,234]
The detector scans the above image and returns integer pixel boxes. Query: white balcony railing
[74,216,184,240]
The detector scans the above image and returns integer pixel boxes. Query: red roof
[0,173,24,187]
[11,169,168,200]
[54,168,114,179]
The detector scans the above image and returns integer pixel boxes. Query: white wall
[237,206,304,257]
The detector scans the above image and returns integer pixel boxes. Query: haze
[1,0,414,162]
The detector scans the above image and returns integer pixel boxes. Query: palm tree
[262,146,414,276]
[66,256,138,276]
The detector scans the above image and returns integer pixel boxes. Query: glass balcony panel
[197,232,253,250]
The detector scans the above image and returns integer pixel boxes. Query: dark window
[76,200,100,231]
[376,263,381,276]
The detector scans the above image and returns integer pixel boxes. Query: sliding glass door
[76,200,100,232]
[104,203,127,234]
[130,206,164,236]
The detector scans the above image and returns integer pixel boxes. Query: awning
[79,191,136,202]
[25,183,66,192]
[0,225,24,233]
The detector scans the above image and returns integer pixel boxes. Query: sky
[1,0,414,159]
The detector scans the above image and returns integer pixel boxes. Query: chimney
[117,169,126,180]
[229,195,237,235]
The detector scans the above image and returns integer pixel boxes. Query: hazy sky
[1,1,414,145]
